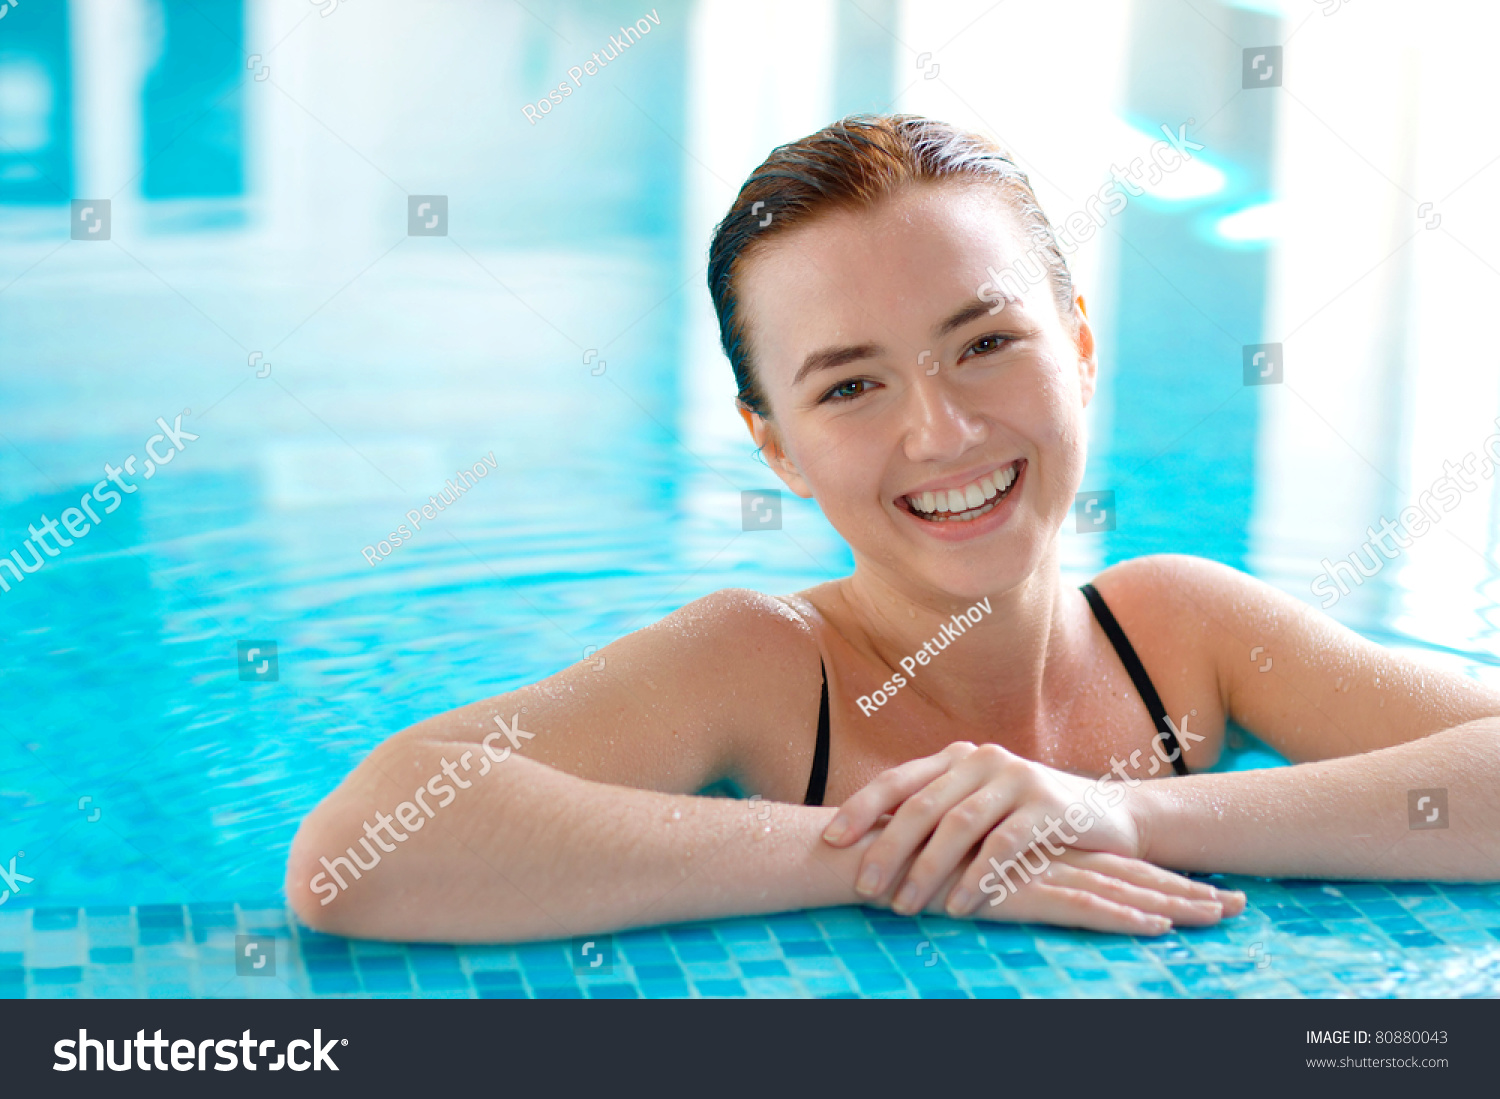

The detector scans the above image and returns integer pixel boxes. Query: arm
[1137,716,1500,879]
[1127,556,1500,879]
[288,587,1233,940]
[289,741,865,941]
[287,588,850,941]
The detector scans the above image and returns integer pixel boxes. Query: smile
[902,460,1023,523]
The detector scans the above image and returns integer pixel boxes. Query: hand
[877,846,1241,935]
[824,741,1243,922]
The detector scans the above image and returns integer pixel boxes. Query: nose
[900,373,987,465]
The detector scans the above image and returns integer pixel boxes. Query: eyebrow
[791,297,1010,388]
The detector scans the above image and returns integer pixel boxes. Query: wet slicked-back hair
[706,114,1076,416]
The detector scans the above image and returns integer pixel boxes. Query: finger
[993,881,1174,937]
[941,810,1049,916]
[856,764,992,903]
[1062,851,1246,914]
[888,791,1032,911]
[885,785,1016,914]
[1043,861,1225,927]
[823,741,975,846]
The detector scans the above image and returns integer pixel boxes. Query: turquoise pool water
[2,0,1499,997]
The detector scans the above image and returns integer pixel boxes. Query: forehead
[738,182,1036,373]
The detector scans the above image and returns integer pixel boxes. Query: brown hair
[707,114,1077,416]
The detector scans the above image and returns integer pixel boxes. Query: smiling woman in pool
[288,115,1500,941]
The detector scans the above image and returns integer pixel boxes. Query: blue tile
[1389,930,1444,948]
[740,960,789,978]
[587,983,640,998]
[783,940,831,958]
[32,908,80,931]
[89,947,133,964]
[473,970,524,990]
[621,945,675,965]
[996,951,1046,968]
[694,978,746,997]
[638,980,690,997]
[674,942,727,962]
[532,986,583,999]
[308,972,360,994]
[634,964,684,981]
[854,971,908,993]
[1305,903,1358,919]
[665,925,717,944]
[304,955,356,975]
[359,969,413,992]
[299,935,351,957]
[32,967,83,986]
[1280,920,1330,936]
[1385,882,1436,896]
[972,984,1022,998]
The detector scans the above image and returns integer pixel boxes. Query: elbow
[285,809,362,936]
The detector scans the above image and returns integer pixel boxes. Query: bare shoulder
[395,586,823,798]
[1089,553,1293,637]
[1093,554,1500,761]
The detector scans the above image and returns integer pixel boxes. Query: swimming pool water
[2,0,1499,998]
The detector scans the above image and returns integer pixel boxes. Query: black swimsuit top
[801,581,1188,807]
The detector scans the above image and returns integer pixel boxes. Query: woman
[288,115,1500,942]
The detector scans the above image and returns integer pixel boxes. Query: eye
[820,377,876,403]
[960,333,1013,361]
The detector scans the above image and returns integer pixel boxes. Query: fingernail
[823,817,848,844]
[1146,916,1171,934]
[856,864,882,896]
[946,887,977,917]
[894,882,918,912]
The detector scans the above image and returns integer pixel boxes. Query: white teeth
[905,462,1020,517]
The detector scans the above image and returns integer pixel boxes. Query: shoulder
[1088,553,1315,675]
[628,587,826,724]
[1089,554,1272,629]
[642,587,821,662]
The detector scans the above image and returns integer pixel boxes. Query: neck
[835,544,1078,728]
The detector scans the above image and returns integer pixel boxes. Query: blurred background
[0,0,1497,906]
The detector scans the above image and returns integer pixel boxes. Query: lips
[901,460,1023,523]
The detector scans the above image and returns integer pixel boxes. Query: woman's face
[738,181,1098,601]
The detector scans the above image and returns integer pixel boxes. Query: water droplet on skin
[671,810,681,820]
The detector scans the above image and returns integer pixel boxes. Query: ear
[1072,293,1098,407]
[737,403,813,498]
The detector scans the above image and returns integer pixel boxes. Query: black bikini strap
[1080,583,1189,775]
[803,658,831,807]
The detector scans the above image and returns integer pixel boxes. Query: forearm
[287,734,867,941]
[1137,718,1500,880]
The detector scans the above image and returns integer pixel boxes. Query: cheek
[784,418,887,507]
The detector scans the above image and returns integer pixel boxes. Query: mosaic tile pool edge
[4,878,1499,999]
